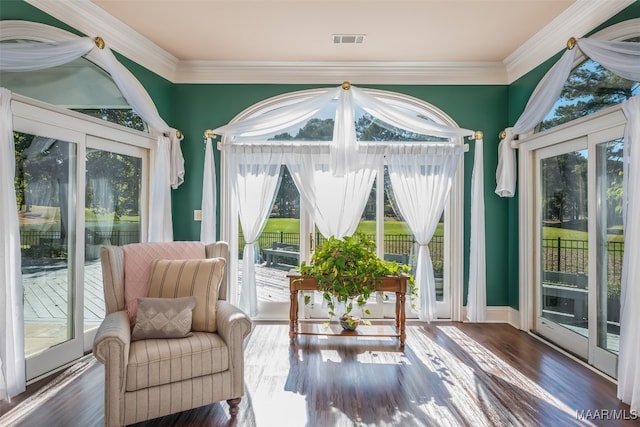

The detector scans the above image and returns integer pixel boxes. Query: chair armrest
[216,301,252,347]
[93,310,130,383]
[92,310,130,426]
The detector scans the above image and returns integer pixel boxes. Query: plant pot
[340,315,360,331]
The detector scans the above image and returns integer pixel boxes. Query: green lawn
[261,218,443,236]
[541,226,623,242]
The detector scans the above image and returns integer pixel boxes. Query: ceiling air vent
[332,34,366,45]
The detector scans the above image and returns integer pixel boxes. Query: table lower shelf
[290,320,405,347]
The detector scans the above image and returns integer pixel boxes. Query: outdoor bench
[264,242,300,268]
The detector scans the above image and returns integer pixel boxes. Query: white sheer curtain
[495,37,640,197]
[618,95,640,414]
[386,144,465,321]
[467,139,486,321]
[227,145,284,316]
[148,137,173,242]
[200,136,217,244]
[0,88,25,401]
[0,36,185,240]
[286,146,383,239]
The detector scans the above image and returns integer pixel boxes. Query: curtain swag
[495,37,640,198]
[209,84,486,322]
[0,36,185,241]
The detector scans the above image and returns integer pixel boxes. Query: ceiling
[26,0,635,84]
[90,0,573,63]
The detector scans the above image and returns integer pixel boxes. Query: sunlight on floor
[436,326,581,422]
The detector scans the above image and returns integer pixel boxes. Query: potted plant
[297,232,415,330]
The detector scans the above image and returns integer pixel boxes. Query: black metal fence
[541,237,624,285]
[20,229,140,258]
[240,231,443,266]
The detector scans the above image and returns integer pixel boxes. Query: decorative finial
[94,36,105,49]
[204,129,216,139]
[566,37,577,50]
[341,81,351,90]
[499,130,507,140]
[474,131,483,140]
[175,130,183,139]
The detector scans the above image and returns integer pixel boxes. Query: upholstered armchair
[92,241,252,427]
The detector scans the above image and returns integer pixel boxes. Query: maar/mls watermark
[576,408,638,421]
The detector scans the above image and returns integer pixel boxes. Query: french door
[13,98,150,380]
[225,161,457,321]
[531,111,624,377]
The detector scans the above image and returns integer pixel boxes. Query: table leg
[398,292,406,349]
[289,289,298,344]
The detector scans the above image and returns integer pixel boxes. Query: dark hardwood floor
[1,322,637,426]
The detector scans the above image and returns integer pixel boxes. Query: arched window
[220,88,464,321]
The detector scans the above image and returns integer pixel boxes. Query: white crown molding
[175,60,508,85]
[25,0,179,82]
[504,0,635,83]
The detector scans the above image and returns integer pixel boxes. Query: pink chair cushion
[123,242,206,325]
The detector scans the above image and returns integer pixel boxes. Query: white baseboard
[461,306,521,329]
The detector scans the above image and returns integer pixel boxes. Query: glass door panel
[595,139,623,355]
[15,131,82,378]
[84,144,142,336]
[536,139,589,358]
[535,132,623,376]
[590,138,623,377]
[242,165,300,318]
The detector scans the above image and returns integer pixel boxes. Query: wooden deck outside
[22,260,293,353]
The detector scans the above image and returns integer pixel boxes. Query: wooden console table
[287,273,408,348]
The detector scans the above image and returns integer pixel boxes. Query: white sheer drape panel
[0,88,25,402]
[331,85,359,176]
[0,37,185,241]
[618,96,640,413]
[495,37,640,198]
[200,137,217,244]
[0,38,93,71]
[286,146,382,239]
[284,147,322,218]
[495,127,518,197]
[386,144,464,321]
[317,149,382,239]
[148,137,173,242]
[228,145,284,316]
[466,138,486,321]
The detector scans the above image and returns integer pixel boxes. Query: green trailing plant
[297,232,416,324]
